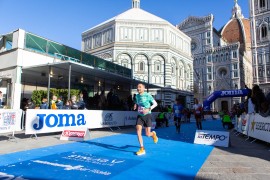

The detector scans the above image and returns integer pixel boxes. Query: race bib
[175,110,180,114]
[138,106,144,114]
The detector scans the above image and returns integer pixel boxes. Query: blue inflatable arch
[203,89,251,111]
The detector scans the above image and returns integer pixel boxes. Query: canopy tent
[22,60,162,101]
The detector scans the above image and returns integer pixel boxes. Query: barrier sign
[0,109,22,134]
[60,128,90,141]
[194,130,230,147]
[25,110,160,135]
[248,114,270,143]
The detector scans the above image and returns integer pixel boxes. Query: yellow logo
[251,119,256,131]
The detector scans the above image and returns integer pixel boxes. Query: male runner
[134,83,158,155]
[172,99,184,133]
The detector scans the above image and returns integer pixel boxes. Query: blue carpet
[0,120,224,180]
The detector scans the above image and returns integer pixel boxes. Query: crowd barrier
[25,109,160,135]
[234,113,270,143]
[0,109,23,135]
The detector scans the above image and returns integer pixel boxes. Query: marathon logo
[33,114,86,130]
[197,133,227,141]
[62,130,85,138]
[220,90,243,96]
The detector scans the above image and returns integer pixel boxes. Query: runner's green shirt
[136,92,154,116]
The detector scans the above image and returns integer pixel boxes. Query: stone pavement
[1,125,270,179]
[195,131,270,180]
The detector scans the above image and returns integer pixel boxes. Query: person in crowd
[0,91,3,108]
[134,83,158,156]
[78,93,86,109]
[173,99,184,133]
[56,96,63,109]
[98,90,106,110]
[193,98,203,130]
[107,89,113,109]
[25,99,35,110]
[251,85,265,113]
[63,100,72,109]
[247,90,255,114]
[260,92,270,117]
[127,94,133,110]
[40,97,49,109]
[51,95,58,110]
[186,108,191,123]
[155,111,167,128]
[70,95,79,109]
[222,110,234,129]
[111,90,120,110]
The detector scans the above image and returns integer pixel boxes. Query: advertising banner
[0,109,22,134]
[60,128,90,141]
[194,130,230,147]
[25,110,160,135]
[247,114,270,143]
[239,113,249,135]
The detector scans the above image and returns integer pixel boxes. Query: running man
[193,98,203,130]
[173,99,184,133]
[134,83,158,155]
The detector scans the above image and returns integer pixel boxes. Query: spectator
[222,111,234,129]
[40,97,49,109]
[25,99,35,110]
[107,89,113,109]
[0,91,3,108]
[78,93,86,109]
[127,95,133,110]
[98,90,106,110]
[63,100,72,109]
[71,95,79,109]
[251,85,265,113]
[51,95,58,110]
[185,108,191,123]
[56,96,63,109]
[260,92,270,117]
[155,111,168,128]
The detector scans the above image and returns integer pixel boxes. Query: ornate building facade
[81,0,193,106]
[178,1,253,111]
[250,0,270,93]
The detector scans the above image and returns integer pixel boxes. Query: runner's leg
[136,125,143,147]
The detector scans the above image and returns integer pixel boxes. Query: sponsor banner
[239,113,249,135]
[247,114,270,143]
[194,130,230,147]
[60,128,90,141]
[25,110,159,134]
[0,109,22,134]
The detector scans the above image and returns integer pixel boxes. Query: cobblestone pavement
[195,131,270,180]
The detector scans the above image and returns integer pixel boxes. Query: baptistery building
[81,0,193,106]
[178,1,253,111]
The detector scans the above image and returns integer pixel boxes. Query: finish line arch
[203,89,251,111]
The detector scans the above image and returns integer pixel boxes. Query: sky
[0,0,249,50]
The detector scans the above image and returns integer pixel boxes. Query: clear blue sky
[0,0,249,50]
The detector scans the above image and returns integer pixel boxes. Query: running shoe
[136,147,146,155]
[152,131,158,143]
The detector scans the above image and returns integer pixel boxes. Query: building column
[12,66,22,109]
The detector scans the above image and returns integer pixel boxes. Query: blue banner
[203,89,250,111]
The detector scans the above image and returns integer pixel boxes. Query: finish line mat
[0,120,224,180]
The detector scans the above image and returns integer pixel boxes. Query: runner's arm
[149,99,158,111]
